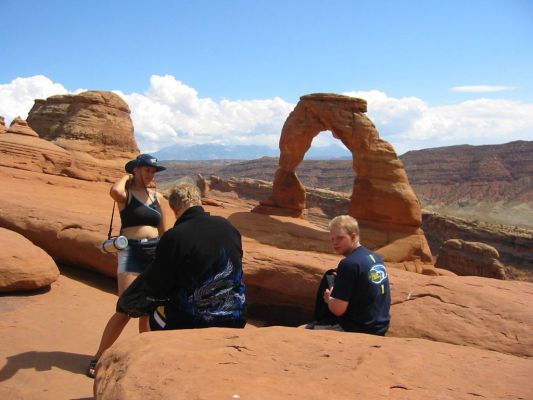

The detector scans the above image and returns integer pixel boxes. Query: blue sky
[1,0,532,155]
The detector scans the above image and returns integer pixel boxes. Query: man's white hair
[168,182,202,210]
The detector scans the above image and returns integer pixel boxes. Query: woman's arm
[156,192,168,236]
[110,175,132,203]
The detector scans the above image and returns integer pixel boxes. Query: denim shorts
[117,238,159,274]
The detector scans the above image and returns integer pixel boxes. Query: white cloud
[117,75,295,152]
[0,75,68,124]
[343,90,533,155]
[1,75,532,156]
[451,85,516,93]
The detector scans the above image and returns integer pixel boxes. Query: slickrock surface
[0,228,59,291]
[435,239,506,279]
[94,327,532,400]
[0,165,531,358]
[0,269,140,399]
[0,132,74,175]
[0,165,531,399]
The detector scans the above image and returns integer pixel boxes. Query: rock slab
[94,326,533,400]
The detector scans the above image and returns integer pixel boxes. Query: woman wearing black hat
[87,154,168,378]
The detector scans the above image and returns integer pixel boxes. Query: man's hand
[323,288,332,303]
[324,288,349,317]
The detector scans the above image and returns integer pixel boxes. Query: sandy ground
[0,266,140,400]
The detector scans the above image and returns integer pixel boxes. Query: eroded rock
[94,327,533,400]
[256,93,433,266]
[27,90,138,182]
[435,239,506,279]
[0,228,59,292]
[0,132,73,175]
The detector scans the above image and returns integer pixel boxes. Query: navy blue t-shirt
[331,246,391,335]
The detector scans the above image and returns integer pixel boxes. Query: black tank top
[120,191,162,229]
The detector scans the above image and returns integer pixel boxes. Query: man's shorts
[149,305,168,331]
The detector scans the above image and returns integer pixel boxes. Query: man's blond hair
[329,215,360,236]
[168,182,202,210]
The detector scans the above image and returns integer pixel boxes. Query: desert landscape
[0,91,532,399]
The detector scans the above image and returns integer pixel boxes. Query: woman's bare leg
[93,312,130,359]
[93,272,139,359]
[139,315,150,332]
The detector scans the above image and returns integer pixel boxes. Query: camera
[101,235,128,253]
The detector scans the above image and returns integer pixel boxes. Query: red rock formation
[402,141,533,228]
[94,327,533,399]
[0,228,59,291]
[0,132,73,175]
[7,117,39,137]
[255,93,433,265]
[435,239,506,279]
[1,166,532,358]
[27,90,139,182]
[423,211,533,280]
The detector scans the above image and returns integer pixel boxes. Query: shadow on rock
[0,351,92,381]
[59,264,116,295]
[228,211,331,253]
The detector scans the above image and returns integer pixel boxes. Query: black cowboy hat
[125,154,166,173]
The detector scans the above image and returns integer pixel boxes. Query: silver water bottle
[101,235,129,253]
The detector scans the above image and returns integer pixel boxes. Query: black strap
[107,202,116,239]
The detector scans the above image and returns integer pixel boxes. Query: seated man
[117,182,246,330]
[306,215,390,335]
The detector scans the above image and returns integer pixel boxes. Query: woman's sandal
[86,358,98,378]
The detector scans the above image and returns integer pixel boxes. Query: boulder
[0,228,59,292]
[423,211,533,277]
[27,90,139,182]
[94,327,533,400]
[435,239,506,279]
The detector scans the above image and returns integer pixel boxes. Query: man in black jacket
[117,182,246,330]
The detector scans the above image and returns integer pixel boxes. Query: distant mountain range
[154,143,351,160]
[157,140,533,229]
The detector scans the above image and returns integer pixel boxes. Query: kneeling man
[118,182,246,330]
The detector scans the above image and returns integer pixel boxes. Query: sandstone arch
[256,93,433,264]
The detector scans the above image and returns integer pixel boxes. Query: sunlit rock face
[436,239,506,279]
[27,90,139,182]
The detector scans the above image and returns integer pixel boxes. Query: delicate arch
[255,93,432,261]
